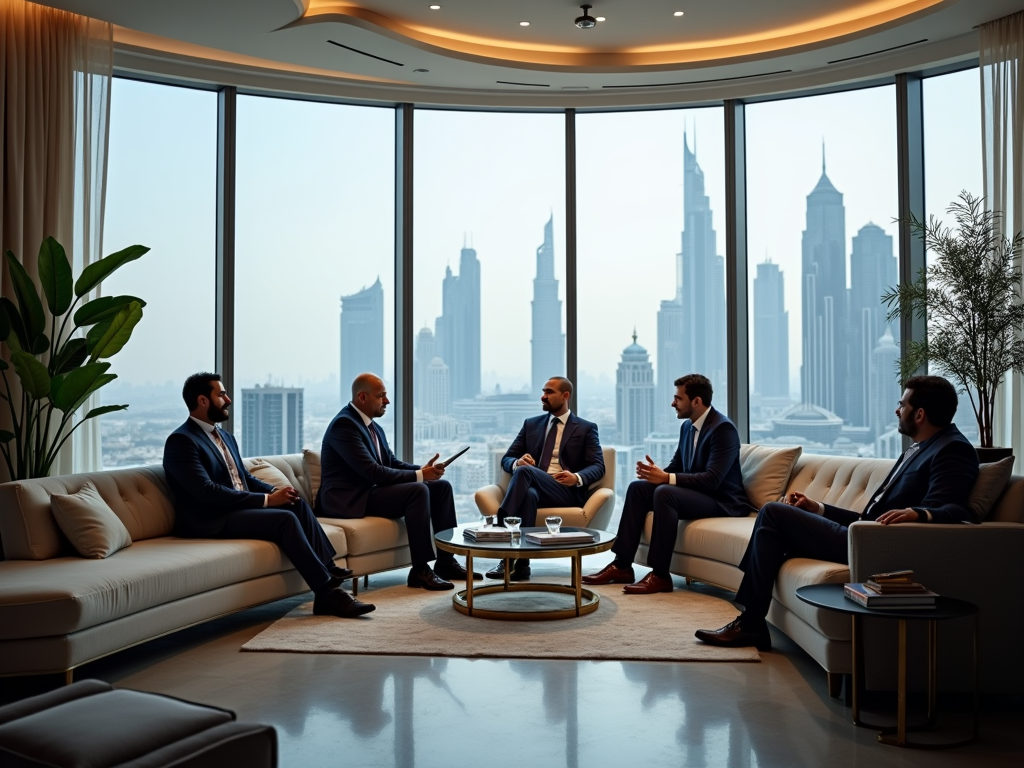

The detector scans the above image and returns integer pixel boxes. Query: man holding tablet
[317,373,481,589]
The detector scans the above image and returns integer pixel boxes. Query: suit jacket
[163,419,274,537]
[824,424,979,526]
[500,412,605,489]
[665,407,753,517]
[317,403,420,518]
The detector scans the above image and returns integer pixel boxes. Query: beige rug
[242,581,759,663]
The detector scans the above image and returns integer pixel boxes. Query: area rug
[242,581,759,662]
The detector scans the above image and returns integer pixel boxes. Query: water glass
[482,514,497,528]
[545,516,562,534]
[504,515,522,544]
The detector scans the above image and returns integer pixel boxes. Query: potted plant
[0,236,149,480]
[883,191,1024,461]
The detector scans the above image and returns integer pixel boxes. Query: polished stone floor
[3,562,1021,768]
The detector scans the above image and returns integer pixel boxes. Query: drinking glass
[504,516,522,544]
[545,516,562,534]
[482,513,497,528]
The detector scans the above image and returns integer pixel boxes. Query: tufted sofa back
[786,454,896,513]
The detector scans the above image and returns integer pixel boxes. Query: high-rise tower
[753,259,790,399]
[531,215,565,394]
[339,278,384,403]
[414,327,436,410]
[435,245,481,401]
[241,385,304,457]
[616,331,656,446]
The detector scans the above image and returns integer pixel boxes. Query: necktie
[683,427,695,473]
[211,428,246,491]
[369,423,383,462]
[539,417,559,472]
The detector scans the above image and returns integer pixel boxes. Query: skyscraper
[435,245,481,401]
[657,132,726,430]
[241,385,304,457]
[339,278,384,402]
[616,331,656,446]
[753,259,789,399]
[870,327,900,439]
[531,215,565,394]
[414,327,435,409]
[801,149,848,420]
[426,357,451,416]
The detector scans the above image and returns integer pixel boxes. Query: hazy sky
[101,69,983,404]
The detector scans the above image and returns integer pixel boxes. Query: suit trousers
[734,502,850,620]
[364,480,457,565]
[216,498,336,591]
[612,481,728,576]
[498,466,587,527]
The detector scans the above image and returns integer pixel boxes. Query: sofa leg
[65,669,74,686]
[352,578,358,596]
[363,575,369,589]
[827,671,843,699]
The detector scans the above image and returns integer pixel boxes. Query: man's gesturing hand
[422,453,445,481]
[268,486,300,507]
[636,455,669,485]
[515,454,536,468]
[784,491,820,513]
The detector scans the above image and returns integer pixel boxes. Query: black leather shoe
[433,559,482,581]
[695,616,772,651]
[328,565,354,580]
[313,588,375,618]
[485,559,531,581]
[407,567,454,590]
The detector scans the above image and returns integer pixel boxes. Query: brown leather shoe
[694,617,772,651]
[582,562,635,585]
[622,572,674,594]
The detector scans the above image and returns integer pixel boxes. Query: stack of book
[463,526,511,542]
[524,530,595,546]
[844,570,938,609]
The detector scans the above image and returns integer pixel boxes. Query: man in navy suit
[584,373,753,594]
[317,373,475,591]
[489,376,605,581]
[696,375,980,650]
[163,373,374,619]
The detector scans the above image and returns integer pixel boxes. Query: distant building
[436,246,481,402]
[340,279,384,401]
[869,327,899,439]
[414,327,435,410]
[426,357,451,416]
[753,259,789,400]
[616,332,656,447]
[531,215,565,394]
[241,385,303,458]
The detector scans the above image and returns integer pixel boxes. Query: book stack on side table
[463,526,512,542]
[524,530,595,545]
[844,570,938,609]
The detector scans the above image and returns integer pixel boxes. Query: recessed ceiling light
[674,11,684,17]
[520,21,530,26]
[596,16,606,22]
[414,68,429,73]
[429,4,441,9]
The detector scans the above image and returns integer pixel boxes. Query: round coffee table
[434,526,616,620]
[796,583,978,749]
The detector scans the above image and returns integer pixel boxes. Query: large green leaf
[0,298,9,342]
[4,251,45,341]
[85,319,111,353]
[67,373,116,415]
[73,295,146,327]
[75,244,150,297]
[0,429,13,443]
[89,302,143,361]
[84,404,128,420]
[52,337,88,374]
[31,334,49,355]
[37,237,73,316]
[10,351,50,399]
[50,361,110,412]
[0,297,28,350]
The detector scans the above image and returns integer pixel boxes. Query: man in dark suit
[489,376,605,581]
[163,373,374,619]
[317,373,476,591]
[696,375,980,650]
[584,373,753,594]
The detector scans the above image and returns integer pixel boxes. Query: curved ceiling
[33,0,1023,106]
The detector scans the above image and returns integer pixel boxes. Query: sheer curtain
[0,0,112,479]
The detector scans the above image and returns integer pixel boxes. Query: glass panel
[576,108,726,511]
[747,86,901,458]
[100,79,217,468]
[235,96,395,456]
[924,67,983,444]
[413,110,565,521]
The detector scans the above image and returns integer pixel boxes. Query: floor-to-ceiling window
[234,96,395,458]
[100,79,217,468]
[413,110,565,522]
[746,86,901,458]
[576,107,726,513]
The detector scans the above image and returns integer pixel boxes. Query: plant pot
[975,447,1014,464]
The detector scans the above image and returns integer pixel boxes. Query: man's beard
[207,404,229,423]
[897,412,916,438]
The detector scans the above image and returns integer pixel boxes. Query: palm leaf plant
[883,191,1024,448]
[0,236,149,479]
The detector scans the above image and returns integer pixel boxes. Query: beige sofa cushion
[50,483,132,559]
[772,558,852,640]
[303,449,321,500]
[968,457,1014,521]
[787,454,895,513]
[643,515,756,568]
[254,454,313,503]
[739,444,802,509]
[243,458,291,490]
[319,515,409,556]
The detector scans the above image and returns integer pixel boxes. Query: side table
[796,583,978,749]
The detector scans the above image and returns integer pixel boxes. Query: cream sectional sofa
[635,449,1024,695]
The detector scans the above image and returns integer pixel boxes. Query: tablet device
[439,446,470,467]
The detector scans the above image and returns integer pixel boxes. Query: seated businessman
[696,375,980,650]
[583,373,753,594]
[488,376,605,582]
[317,373,478,591]
[163,372,374,619]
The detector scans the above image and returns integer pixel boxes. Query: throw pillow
[303,449,322,500]
[244,458,291,489]
[50,482,132,559]
[967,456,1014,522]
[739,444,803,509]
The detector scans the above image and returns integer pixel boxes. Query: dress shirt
[351,404,424,483]
[190,417,268,507]
[515,411,582,486]
[668,407,711,486]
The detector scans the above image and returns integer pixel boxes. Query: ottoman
[0,679,277,768]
